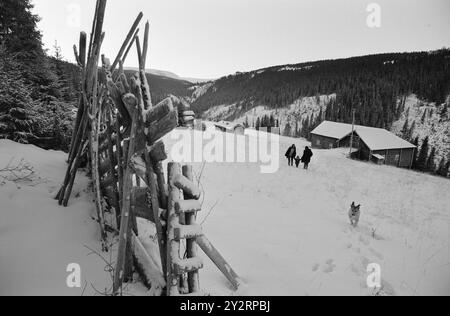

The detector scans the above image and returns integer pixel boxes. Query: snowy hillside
[201,94,335,135]
[1,132,449,296]
[198,91,450,167]
[392,95,450,163]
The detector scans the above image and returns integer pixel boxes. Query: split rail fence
[55,0,240,296]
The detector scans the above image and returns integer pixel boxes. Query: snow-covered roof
[311,121,416,151]
[214,121,245,131]
[311,121,355,140]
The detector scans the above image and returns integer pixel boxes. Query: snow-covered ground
[1,130,449,296]
[0,140,111,296]
[163,130,450,296]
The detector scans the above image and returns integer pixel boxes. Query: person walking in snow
[285,144,297,167]
[301,146,314,170]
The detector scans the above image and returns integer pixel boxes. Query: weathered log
[196,235,241,291]
[86,0,106,91]
[181,115,195,123]
[90,89,108,251]
[111,12,143,72]
[173,174,201,200]
[145,98,174,124]
[58,105,86,201]
[119,72,131,94]
[68,97,86,168]
[131,231,165,296]
[87,0,100,60]
[61,137,89,206]
[130,155,147,182]
[174,224,203,241]
[106,119,121,227]
[141,21,150,69]
[131,187,154,222]
[149,141,167,162]
[175,200,202,215]
[182,165,201,293]
[113,100,140,294]
[146,110,178,145]
[121,30,139,67]
[153,162,168,211]
[181,110,195,118]
[143,150,167,278]
[136,36,143,70]
[173,257,203,276]
[122,93,138,117]
[79,31,87,67]
[60,101,90,204]
[167,162,182,296]
[106,78,131,125]
[73,45,81,67]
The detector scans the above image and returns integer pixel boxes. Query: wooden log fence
[56,0,240,296]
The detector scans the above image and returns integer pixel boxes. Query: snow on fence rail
[55,0,239,296]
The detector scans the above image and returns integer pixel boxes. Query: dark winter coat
[285,146,297,159]
[301,148,313,164]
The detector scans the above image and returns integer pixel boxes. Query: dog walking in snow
[349,202,361,227]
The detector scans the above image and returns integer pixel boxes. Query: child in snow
[295,156,301,168]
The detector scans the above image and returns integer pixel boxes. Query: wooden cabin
[311,121,416,168]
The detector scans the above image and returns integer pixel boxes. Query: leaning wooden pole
[196,235,241,291]
[113,100,139,295]
[111,12,143,72]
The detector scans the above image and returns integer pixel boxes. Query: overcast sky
[33,0,450,79]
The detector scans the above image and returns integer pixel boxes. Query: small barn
[214,121,245,135]
[311,121,416,168]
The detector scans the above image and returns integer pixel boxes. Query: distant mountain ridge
[125,67,212,84]
[190,49,449,126]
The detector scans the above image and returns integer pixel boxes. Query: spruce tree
[0,45,34,141]
[411,136,419,169]
[416,137,429,171]
[0,0,56,97]
[436,158,448,177]
[421,109,427,124]
[283,122,291,137]
[445,161,450,178]
[407,121,416,141]
[401,119,409,137]
[255,117,261,131]
[426,147,436,173]
[440,104,448,121]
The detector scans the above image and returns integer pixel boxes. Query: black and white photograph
[0,0,449,300]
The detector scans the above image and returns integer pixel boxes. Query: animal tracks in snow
[312,259,337,274]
